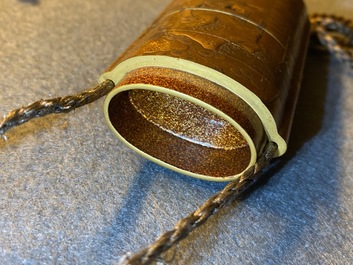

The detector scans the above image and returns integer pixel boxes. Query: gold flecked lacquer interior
[106,67,266,180]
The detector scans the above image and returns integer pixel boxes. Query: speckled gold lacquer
[100,0,310,181]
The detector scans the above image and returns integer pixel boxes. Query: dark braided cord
[119,141,278,265]
[310,14,353,67]
[0,79,115,136]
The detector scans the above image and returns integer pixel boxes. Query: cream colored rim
[100,55,287,181]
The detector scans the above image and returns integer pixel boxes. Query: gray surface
[0,0,353,264]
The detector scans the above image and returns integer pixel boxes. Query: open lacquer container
[101,0,310,181]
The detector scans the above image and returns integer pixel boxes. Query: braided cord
[119,141,278,265]
[0,79,115,136]
[310,14,353,67]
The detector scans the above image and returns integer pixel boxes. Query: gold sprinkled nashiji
[129,90,247,150]
[100,0,310,181]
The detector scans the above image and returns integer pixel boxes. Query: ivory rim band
[100,55,287,182]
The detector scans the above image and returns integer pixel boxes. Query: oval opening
[107,88,252,178]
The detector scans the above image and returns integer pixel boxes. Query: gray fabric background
[1,0,352,264]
